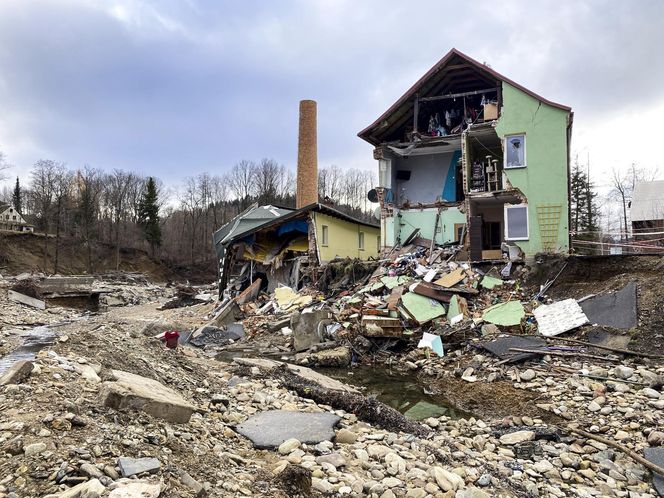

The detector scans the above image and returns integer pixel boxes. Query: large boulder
[0,360,34,386]
[291,309,330,352]
[100,370,195,423]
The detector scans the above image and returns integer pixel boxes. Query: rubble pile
[1,249,664,497]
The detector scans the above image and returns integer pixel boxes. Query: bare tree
[104,170,136,270]
[75,166,104,272]
[227,160,255,209]
[30,160,64,272]
[180,177,204,265]
[52,168,73,273]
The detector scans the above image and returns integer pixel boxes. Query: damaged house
[359,48,573,261]
[213,202,380,296]
[214,100,380,296]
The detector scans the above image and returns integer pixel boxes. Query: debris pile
[2,252,664,497]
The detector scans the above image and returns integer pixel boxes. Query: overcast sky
[1,0,663,192]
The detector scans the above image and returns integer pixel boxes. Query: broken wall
[390,150,460,204]
[495,82,570,255]
[389,208,466,247]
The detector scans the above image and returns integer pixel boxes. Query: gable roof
[213,204,295,249]
[631,180,664,222]
[358,48,571,146]
[213,202,379,250]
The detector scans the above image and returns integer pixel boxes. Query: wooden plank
[8,290,46,310]
[410,282,453,303]
[434,268,466,288]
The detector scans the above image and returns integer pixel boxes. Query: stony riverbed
[1,278,663,497]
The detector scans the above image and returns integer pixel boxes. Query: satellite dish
[367,188,378,203]
[372,206,381,220]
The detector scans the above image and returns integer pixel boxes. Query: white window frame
[504,134,526,169]
[504,204,529,241]
[358,231,365,250]
[321,225,329,246]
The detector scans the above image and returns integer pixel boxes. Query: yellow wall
[313,212,380,263]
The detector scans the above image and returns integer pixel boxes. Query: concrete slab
[234,357,359,393]
[8,290,46,310]
[482,336,547,363]
[236,410,341,449]
[580,281,638,330]
[101,370,195,423]
[118,457,161,477]
[644,447,664,497]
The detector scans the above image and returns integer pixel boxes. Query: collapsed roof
[358,48,571,146]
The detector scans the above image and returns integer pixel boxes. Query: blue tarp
[442,149,462,202]
[276,220,309,236]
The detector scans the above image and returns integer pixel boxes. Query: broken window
[321,225,329,246]
[504,204,529,240]
[505,134,526,169]
[358,232,365,250]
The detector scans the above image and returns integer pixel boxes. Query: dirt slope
[0,232,213,283]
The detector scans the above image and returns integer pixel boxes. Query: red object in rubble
[161,331,180,349]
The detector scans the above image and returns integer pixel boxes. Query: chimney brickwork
[296,99,318,208]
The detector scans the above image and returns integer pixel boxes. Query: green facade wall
[386,207,466,246]
[495,82,570,255]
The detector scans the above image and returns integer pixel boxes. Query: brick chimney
[296,99,318,208]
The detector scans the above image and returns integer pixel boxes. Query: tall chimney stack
[296,99,318,208]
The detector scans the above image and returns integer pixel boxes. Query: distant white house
[631,181,664,241]
[0,204,34,232]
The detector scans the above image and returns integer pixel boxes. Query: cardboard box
[483,103,498,121]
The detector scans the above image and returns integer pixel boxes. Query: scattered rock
[117,457,161,477]
[0,359,34,385]
[499,430,535,445]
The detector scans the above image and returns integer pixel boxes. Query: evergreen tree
[12,176,22,213]
[570,158,600,248]
[138,177,161,256]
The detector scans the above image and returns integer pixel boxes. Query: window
[376,235,381,252]
[12,215,16,220]
[358,231,365,250]
[505,134,526,168]
[321,225,329,246]
[454,223,466,243]
[505,204,529,240]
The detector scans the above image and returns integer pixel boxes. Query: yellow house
[313,210,380,263]
[213,203,380,294]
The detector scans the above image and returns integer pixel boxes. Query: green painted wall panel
[495,82,570,255]
[396,207,466,245]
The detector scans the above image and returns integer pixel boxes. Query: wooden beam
[420,87,498,103]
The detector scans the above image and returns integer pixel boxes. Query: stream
[0,325,466,421]
[0,325,57,375]
[217,348,467,420]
